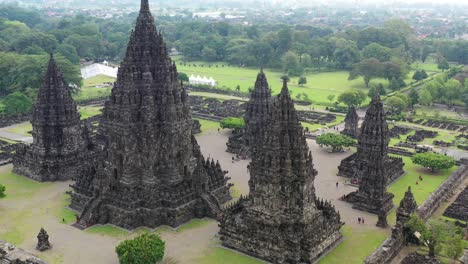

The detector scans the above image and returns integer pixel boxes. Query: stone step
[0,258,11,264]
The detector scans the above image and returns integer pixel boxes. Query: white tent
[189,74,217,87]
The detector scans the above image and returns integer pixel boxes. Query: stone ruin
[13,54,96,182]
[219,80,343,264]
[407,130,438,143]
[443,185,468,222]
[389,126,412,138]
[341,94,403,227]
[36,228,51,252]
[226,70,272,156]
[70,0,231,230]
[342,106,359,138]
[407,118,466,132]
[397,187,418,224]
[338,95,405,187]
[400,252,441,264]
[0,240,47,264]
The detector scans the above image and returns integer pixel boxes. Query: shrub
[220,117,245,130]
[115,233,165,264]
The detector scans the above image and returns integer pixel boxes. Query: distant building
[189,74,216,87]
[80,63,117,79]
[169,48,180,56]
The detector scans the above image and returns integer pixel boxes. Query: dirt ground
[0,129,385,264]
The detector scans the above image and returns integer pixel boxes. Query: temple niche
[70,0,231,230]
[226,70,271,156]
[338,97,404,185]
[219,80,343,264]
[342,106,359,138]
[341,94,403,227]
[13,54,95,182]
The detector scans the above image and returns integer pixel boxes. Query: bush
[411,152,456,172]
[115,233,165,264]
[0,184,5,198]
[220,117,245,130]
[316,133,356,152]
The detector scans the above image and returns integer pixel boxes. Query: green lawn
[195,118,220,134]
[411,61,441,73]
[78,105,103,119]
[54,193,77,225]
[5,122,32,136]
[413,105,461,119]
[174,59,414,106]
[195,247,264,264]
[83,75,115,87]
[74,87,111,102]
[318,226,387,264]
[0,170,51,200]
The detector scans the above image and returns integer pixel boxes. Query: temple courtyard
[0,122,458,264]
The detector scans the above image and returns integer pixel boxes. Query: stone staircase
[0,259,11,264]
[201,194,222,219]
[72,197,101,230]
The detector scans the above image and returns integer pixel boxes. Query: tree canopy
[316,133,356,152]
[220,117,245,130]
[338,90,367,107]
[411,152,455,172]
[115,233,165,264]
[0,184,5,199]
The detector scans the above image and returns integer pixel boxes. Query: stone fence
[364,165,468,264]
[0,113,31,128]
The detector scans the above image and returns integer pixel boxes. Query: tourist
[336,182,339,188]
[358,217,361,224]
[362,217,365,224]
[232,157,234,163]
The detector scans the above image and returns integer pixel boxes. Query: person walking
[336,182,339,188]
[358,217,361,224]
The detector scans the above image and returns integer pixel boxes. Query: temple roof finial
[281,77,289,96]
[141,0,150,12]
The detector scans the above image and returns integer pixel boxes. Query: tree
[406,214,464,259]
[362,43,393,61]
[338,90,367,107]
[115,233,165,264]
[282,51,303,76]
[412,152,455,172]
[349,58,382,87]
[327,94,336,104]
[220,117,245,130]
[177,72,189,83]
[298,76,307,86]
[412,70,424,81]
[333,38,361,70]
[316,133,356,152]
[438,57,450,71]
[0,184,5,198]
[409,89,419,107]
[386,96,407,114]
[368,83,386,98]
[388,77,401,91]
[2,92,32,115]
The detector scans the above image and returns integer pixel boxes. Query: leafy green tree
[388,77,400,91]
[327,94,336,104]
[406,214,464,258]
[282,51,303,76]
[409,89,419,107]
[338,90,367,107]
[220,117,245,130]
[362,43,393,61]
[412,70,424,81]
[349,58,382,87]
[332,38,361,70]
[444,79,464,105]
[2,92,32,115]
[368,83,386,98]
[177,72,189,83]
[386,96,407,114]
[437,56,449,71]
[298,76,307,86]
[316,133,356,152]
[382,60,408,81]
[412,152,455,172]
[115,233,165,264]
[0,184,5,198]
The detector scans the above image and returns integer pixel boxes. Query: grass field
[83,75,115,87]
[78,105,103,119]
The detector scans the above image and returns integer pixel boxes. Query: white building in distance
[189,75,217,87]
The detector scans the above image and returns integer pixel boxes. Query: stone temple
[13,54,95,182]
[70,0,231,230]
[342,106,359,138]
[338,97,404,185]
[342,94,401,226]
[226,70,271,156]
[219,80,343,264]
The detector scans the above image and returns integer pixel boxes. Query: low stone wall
[0,240,47,264]
[364,165,468,264]
[0,113,31,128]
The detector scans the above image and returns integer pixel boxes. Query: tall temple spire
[140,0,150,12]
[341,83,404,227]
[220,80,342,263]
[13,55,93,182]
[70,1,231,230]
[226,70,272,155]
